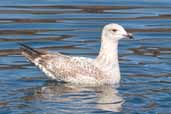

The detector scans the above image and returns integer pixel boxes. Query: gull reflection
[95,85,123,112]
[35,81,124,112]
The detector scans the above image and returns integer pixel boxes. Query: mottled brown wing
[20,43,105,83]
[34,54,105,83]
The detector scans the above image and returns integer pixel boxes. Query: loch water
[0,0,170,114]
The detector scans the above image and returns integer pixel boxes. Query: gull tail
[19,43,42,62]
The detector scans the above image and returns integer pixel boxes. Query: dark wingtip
[18,43,42,54]
[18,42,28,47]
[18,43,42,61]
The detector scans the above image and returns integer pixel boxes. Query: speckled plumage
[35,54,106,84]
[20,23,133,85]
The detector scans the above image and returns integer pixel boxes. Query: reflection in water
[0,0,170,113]
[33,82,123,112]
[95,85,123,112]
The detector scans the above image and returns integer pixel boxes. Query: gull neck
[95,34,120,83]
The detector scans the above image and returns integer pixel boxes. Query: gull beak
[126,33,133,39]
[124,33,133,39]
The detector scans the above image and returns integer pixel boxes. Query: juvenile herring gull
[20,23,133,85]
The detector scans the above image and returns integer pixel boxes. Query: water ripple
[0,0,170,114]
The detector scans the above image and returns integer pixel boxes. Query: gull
[20,23,133,85]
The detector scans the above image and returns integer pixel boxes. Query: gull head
[102,23,133,42]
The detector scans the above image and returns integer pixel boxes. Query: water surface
[0,0,171,113]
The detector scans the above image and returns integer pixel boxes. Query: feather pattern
[20,23,133,85]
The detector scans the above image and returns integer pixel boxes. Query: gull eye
[112,29,117,32]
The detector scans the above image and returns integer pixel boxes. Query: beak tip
[129,36,133,39]
[128,33,133,39]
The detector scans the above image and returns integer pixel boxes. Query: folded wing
[20,44,105,84]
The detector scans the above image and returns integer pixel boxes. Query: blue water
[0,0,170,113]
